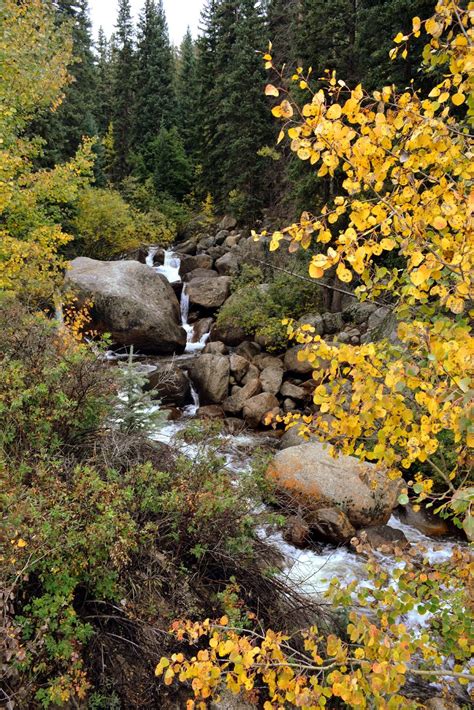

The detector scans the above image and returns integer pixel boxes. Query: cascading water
[147,246,211,354]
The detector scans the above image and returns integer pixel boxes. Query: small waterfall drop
[183,380,200,417]
[145,246,159,267]
[155,249,181,283]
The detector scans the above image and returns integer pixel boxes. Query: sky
[89,0,206,45]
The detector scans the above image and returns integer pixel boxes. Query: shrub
[72,187,175,259]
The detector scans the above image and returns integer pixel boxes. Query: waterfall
[155,249,181,283]
[145,246,159,267]
[183,380,200,417]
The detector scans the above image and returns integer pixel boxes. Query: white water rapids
[146,246,210,354]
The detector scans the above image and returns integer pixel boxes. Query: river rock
[223,378,261,415]
[183,268,219,282]
[267,442,400,528]
[224,234,241,249]
[210,322,247,346]
[297,313,324,336]
[178,253,213,276]
[284,345,314,375]
[187,354,230,404]
[215,251,240,276]
[253,353,284,371]
[145,363,190,407]
[280,381,306,400]
[322,312,344,334]
[65,258,186,354]
[192,317,213,342]
[280,426,307,449]
[235,341,261,360]
[203,340,228,355]
[215,229,229,245]
[396,505,450,537]
[284,515,310,548]
[243,393,279,428]
[218,215,237,231]
[354,525,409,552]
[198,405,225,419]
[187,276,231,309]
[260,366,284,395]
[229,354,249,380]
[343,301,377,324]
[308,507,356,542]
[283,398,296,412]
[242,363,260,385]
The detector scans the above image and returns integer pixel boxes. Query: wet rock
[235,341,261,361]
[215,251,240,276]
[192,317,213,342]
[178,253,213,276]
[183,268,219,282]
[210,322,247,346]
[243,393,279,428]
[224,418,247,435]
[223,379,261,415]
[283,515,310,548]
[187,354,230,405]
[354,525,409,552]
[280,382,306,400]
[198,405,225,419]
[65,258,186,354]
[284,345,314,375]
[267,442,400,528]
[203,340,228,355]
[260,366,284,395]
[322,312,344,334]
[218,215,237,231]
[187,276,231,309]
[397,505,450,537]
[145,363,190,407]
[308,507,356,543]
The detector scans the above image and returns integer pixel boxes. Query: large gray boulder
[145,363,190,406]
[267,442,400,529]
[187,354,230,404]
[223,378,261,415]
[283,345,314,375]
[215,251,240,276]
[243,393,279,428]
[187,276,231,309]
[65,258,186,354]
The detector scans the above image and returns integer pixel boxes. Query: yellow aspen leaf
[394,32,406,43]
[265,84,279,97]
[336,263,352,283]
[326,104,342,120]
[277,129,285,144]
[309,263,324,279]
[412,16,421,32]
[16,538,27,548]
[411,265,430,285]
[452,93,465,105]
[432,216,447,230]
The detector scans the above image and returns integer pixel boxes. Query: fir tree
[151,126,193,200]
[135,0,176,167]
[32,0,97,165]
[95,27,113,135]
[176,29,199,161]
[111,0,135,182]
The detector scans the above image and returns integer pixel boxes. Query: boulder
[224,418,247,435]
[283,515,310,548]
[229,354,249,381]
[65,258,186,354]
[187,276,231,309]
[322,312,344,334]
[241,363,260,385]
[215,251,240,276]
[145,363,190,407]
[224,234,241,249]
[183,268,219,282]
[178,253,213,276]
[203,340,228,355]
[308,507,356,543]
[192,317,214,342]
[283,398,296,413]
[243,393,279,428]
[253,353,284,371]
[343,301,377,325]
[267,442,400,528]
[284,345,314,375]
[187,354,230,404]
[215,229,229,245]
[223,378,261,415]
[280,381,306,400]
[354,525,409,552]
[235,341,261,361]
[362,307,398,344]
[396,505,450,537]
[218,215,237,231]
[297,313,324,336]
[280,426,307,449]
[198,405,225,419]
[210,322,247,346]
[260,366,284,395]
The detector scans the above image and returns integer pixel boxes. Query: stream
[141,246,461,625]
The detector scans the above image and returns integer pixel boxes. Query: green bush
[72,187,175,259]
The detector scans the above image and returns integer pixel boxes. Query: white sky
[89,0,205,45]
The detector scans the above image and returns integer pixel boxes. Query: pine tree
[176,29,199,160]
[111,0,135,182]
[197,0,270,217]
[31,0,97,165]
[134,0,176,167]
[95,27,113,135]
[151,126,193,200]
